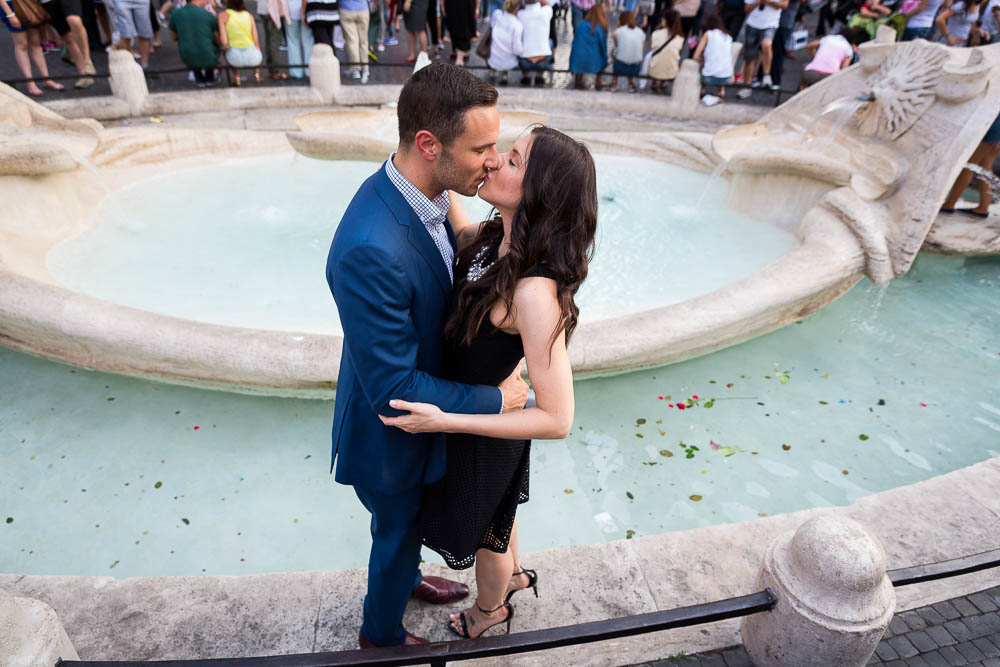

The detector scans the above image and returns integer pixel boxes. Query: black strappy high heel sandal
[448,601,515,638]
[505,569,539,604]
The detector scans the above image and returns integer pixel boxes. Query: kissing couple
[325,63,599,648]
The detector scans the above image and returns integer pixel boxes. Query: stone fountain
[0,39,998,394]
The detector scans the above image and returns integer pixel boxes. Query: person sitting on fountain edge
[169,0,222,87]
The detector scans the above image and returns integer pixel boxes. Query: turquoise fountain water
[3,253,998,578]
[45,154,796,334]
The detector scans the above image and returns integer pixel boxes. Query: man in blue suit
[326,63,529,649]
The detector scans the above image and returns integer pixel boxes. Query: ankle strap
[477,601,508,615]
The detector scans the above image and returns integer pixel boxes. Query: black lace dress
[420,239,550,570]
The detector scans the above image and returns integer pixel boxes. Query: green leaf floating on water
[703,400,714,408]
[859,434,869,441]
[689,494,702,502]
[636,418,646,425]
[776,371,790,384]
[718,446,736,456]
[659,449,674,457]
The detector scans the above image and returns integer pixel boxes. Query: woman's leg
[944,142,992,210]
[449,547,513,636]
[27,28,60,87]
[12,33,43,96]
[406,27,417,58]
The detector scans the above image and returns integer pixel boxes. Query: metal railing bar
[888,547,1000,587]
[58,589,778,667]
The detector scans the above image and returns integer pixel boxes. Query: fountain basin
[0,118,868,395]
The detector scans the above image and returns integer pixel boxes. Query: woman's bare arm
[380,277,575,440]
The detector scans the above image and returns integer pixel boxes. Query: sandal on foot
[448,602,514,639]
[27,86,44,97]
[43,79,65,91]
[966,209,991,218]
[505,569,539,604]
[939,207,956,214]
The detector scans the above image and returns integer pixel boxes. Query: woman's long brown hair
[444,126,598,351]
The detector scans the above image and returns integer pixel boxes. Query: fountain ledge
[3,455,998,664]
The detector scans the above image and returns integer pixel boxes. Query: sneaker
[376,42,385,51]
[761,74,774,89]
[75,76,94,88]
[750,78,762,88]
[385,36,399,46]
[737,88,752,99]
[351,70,362,79]
[701,93,721,106]
[361,71,369,84]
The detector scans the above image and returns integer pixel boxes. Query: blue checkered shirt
[385,154,454,283]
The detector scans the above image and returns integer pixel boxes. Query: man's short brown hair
[397,64,499,149]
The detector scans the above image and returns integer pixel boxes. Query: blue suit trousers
[354,484,424,646]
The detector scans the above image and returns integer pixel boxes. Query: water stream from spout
[694,159,730,209]
[801,96,869,154]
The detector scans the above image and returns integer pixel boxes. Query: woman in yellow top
[219,0,263,85]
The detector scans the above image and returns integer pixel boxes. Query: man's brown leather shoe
[411,575,470,604]
[358,630,429,649]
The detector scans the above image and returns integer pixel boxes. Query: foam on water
[46,154,795,334]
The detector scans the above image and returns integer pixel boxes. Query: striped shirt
[385,154,454,283]
[305,0,339,23]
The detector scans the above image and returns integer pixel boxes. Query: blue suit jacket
[326,163,502,495]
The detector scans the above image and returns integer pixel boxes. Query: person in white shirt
[692,14,733,105]
[737,0,787,97]
[936,0,989,45]
[611,10,645,91]
[517,0,553,85]
[487,0,524,84]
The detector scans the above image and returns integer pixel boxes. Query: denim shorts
[114,0,154,39]
[614,60,641,76]
[743,24,776,60]
[701,74,730,86]
[984,111,1000,143]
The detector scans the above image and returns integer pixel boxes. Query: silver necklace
[466,243,496,282]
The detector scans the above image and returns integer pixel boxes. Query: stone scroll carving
[712,40,1000,281]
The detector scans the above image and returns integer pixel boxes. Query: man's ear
[413,130,441,162]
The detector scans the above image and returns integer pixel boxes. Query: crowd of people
[3,0,998,96]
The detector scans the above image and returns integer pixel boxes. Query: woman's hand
[9,15,21,28]
[379,399,448,433]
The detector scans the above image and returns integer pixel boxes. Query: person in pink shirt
[799,26,865,89]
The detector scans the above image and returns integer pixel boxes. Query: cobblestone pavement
[632,586,1000,667]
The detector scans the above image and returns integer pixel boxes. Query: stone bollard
[740,515,896,667]
[309,43,341,105]
[0,587,80,666]
[108,49,149,117]
[874,24,898,43]
[670,59,702,116]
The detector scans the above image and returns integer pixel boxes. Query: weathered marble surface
[3,456,998,665]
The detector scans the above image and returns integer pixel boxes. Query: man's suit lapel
[374,166,453,296]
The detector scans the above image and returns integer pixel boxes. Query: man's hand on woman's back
[499,364,529,412]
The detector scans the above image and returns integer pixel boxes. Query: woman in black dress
[380,126,598,639]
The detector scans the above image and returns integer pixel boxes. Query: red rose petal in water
[668,404,674,408]
[920,403,927,407]
[193,426,200,430]
[692,395,699,400]
[678,404,686,411]
[659,396,664,400]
